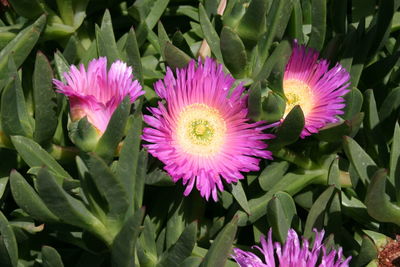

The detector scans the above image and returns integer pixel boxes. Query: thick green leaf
[10,170,59,222]
[342,136,378,185]
[71,0,89,29]
[258,161,289,191]
[125,28,144,85]
[0,177,8,199]
[145,0,170,31]
[238,170,324,226]
[317,121,350,143]
[236,0,267,48]
[181,256,202,267]
[0,211,18,267]
[172,31,194,58]
[69,117,100,152]
[325,191,342,234]
[166,198,186,250]
[391,123,400,201]
[37,167,109,243]
[81,41,98,67]
[254,0,293,75]
[164,42,191,70]
[254,40,291,83]
[95,97,131,163]
[8,0,43,19]
[10,136,72,183]
[365,169,400,226]
[135,150,148,209]
[85,153,129,222]
[267,191,297,242]
[201,217,238,267]
[158,21,170,61]
[220,26,247,78]
[308,0,326,50]
[261,91,286,122]
[353,236,378,267]
[287,0,304,42]
[341,193,374,227]
[140,216,157,262]
[1,72,33,137]
[379,87,400,137]
[327,157,341,189]
[42,246,64,267]
[363,90,389,166]
[0,15,46,86]
[75,156,107,222]
[96,10,119,65]
[54,51,70,83]
[146,169,175,186]
[117,113,142,213]
[342,87,363,120]
[111,208,145,267]
[247,82,262,121]
[33,51,57,145]
[268,105,304,150]
[198,3,223,63]
[231,181,250,214]
[304,186,335,238]
[158,221,197,267]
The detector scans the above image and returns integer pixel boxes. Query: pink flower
[53,57,144,133]
[283,41,350,138]
[142,58,274,201]
[232,228,351,267]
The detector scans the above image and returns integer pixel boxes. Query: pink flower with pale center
[53,57,144,133]
[283,41,351,138]
[232,228,351,267]
[142,58,274,201]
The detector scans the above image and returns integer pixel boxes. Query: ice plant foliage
[53,57,144,133]
[232,228,351,267]
[283,42,351,138]
[142,58,274,201]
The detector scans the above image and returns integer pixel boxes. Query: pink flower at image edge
[232,228,351,267]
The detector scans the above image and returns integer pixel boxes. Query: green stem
[273,147,319,170]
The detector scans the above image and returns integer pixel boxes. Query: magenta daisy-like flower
[283,41,351,138]
[53,57,144,133]
[142,58,274,201]
[232,228,351,267]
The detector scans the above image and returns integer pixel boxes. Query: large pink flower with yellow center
[53,57,144,133]
[142,58,274,201]
[283,42,351,138]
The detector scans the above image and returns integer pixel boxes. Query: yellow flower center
[176,103,226,156]
[283,79,314,118]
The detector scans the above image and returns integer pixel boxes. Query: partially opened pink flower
[283,41,350,138]
[53,57,144,133]
[232,228,351,267]
[142,58,274,201]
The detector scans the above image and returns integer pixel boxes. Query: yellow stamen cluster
[283,79,314,117]
[176,103,226,156]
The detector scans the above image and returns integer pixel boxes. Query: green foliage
[0,0,399,266]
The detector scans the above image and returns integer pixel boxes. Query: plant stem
[273,147,319,170]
